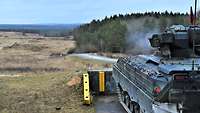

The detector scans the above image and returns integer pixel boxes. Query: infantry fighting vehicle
[83,1,200,113]
[113,25,200,113]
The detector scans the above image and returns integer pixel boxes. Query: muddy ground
[0,32,112,113]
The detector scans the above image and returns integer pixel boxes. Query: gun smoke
[125,17,160,55]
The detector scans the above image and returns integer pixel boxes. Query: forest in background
[73,11,200,54]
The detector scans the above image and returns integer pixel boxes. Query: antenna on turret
[194,0,197,25]
[190,0,198,25]
[191,7,194,24]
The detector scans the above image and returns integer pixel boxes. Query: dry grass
[0,33,108,113]
[0,57,99,113]
[0,36,75,74]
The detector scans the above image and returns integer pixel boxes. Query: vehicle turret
[149,25,200,57]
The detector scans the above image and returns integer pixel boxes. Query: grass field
[0,32,108,113]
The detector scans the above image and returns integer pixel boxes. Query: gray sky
[0,0,196,24]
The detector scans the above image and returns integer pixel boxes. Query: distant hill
[0,24,80,37]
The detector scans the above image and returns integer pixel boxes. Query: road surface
[94,95,126,113]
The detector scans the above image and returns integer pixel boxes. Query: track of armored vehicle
[113,25,200,113]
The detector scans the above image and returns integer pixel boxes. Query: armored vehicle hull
[113,55,200,113]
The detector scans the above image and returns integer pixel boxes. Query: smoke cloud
[125,17,160,55]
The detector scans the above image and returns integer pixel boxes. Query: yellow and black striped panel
[83,73,92,105]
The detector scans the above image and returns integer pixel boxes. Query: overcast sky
[0,0,197,24]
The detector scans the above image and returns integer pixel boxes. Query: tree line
[73,11,198,53]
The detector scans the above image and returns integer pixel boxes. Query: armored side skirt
[112,65,179,113]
